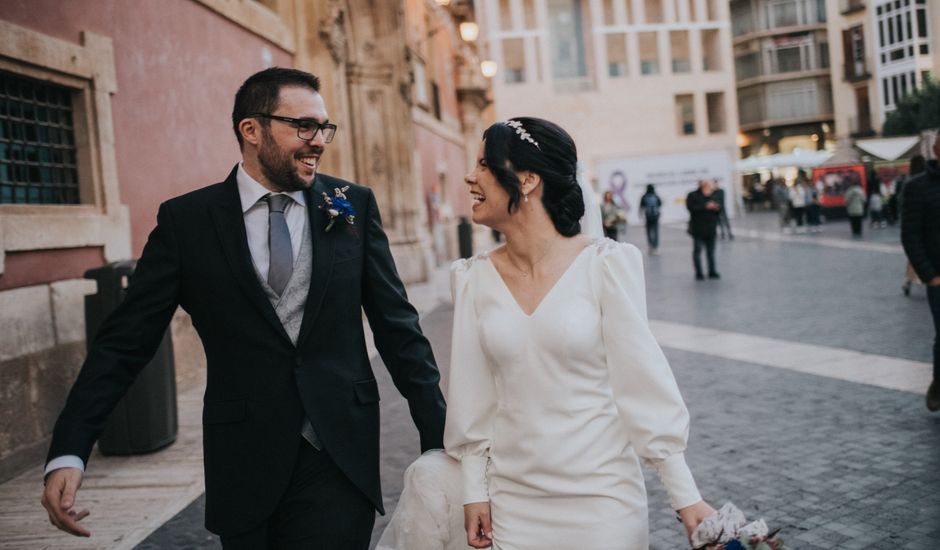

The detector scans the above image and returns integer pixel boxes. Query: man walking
[639,184,662,254]
[686,179,722,280]
[901,136,940,412]
[845,180,866,238]
[40,68,447,548]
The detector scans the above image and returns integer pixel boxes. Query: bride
[378,118,713,549]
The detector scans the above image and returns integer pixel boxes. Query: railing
[840,0,866,15]
[843,56,871,81]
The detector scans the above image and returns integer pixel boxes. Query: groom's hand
[464,501,493,548]
[41,467,90,537]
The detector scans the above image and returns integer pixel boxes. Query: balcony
[848,115,876,138]
[843,57,871,82]
[840,0,866,16]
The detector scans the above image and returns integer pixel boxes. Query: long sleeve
[901,178,937,283]
[47,203,182,465]
[597,242,702,510]
[443,259,497,504]
[361,188,446,452]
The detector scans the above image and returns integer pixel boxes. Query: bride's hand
[677,500,715,541]
[463,501,493,548]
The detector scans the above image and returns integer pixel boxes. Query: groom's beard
[258,129,319,193]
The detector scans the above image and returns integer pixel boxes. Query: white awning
[855,136,920,161]
[736,149,833,172]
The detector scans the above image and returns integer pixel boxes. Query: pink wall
[1,0,293,256]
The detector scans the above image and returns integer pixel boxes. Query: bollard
[457,216,473,259]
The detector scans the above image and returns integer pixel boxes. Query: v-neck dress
[443,239,701,549]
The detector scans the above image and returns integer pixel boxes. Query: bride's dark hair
[482,117,584,237]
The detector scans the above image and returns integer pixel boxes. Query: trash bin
[84,261,178,455]
[458,216,473,259]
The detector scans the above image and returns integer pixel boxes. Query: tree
[882,76,940,136]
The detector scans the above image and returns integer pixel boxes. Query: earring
[524,193,529,203]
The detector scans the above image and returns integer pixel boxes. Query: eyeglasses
[250,113,337,143]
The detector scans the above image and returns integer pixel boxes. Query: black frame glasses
[250,113,337,143]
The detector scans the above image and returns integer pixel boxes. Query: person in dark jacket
[901,137,940,412]
[639,184,663,254]
[686,179,722,280]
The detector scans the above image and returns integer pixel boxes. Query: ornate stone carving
[318,2,347,65]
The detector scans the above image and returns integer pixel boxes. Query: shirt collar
[236,163,307,213]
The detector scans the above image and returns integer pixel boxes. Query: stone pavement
[7,211,940,549]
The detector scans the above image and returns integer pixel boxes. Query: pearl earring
[524,193,529,203]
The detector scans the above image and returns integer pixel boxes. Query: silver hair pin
[506,120,540,150]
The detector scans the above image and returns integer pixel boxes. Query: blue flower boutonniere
[320,186,357,232]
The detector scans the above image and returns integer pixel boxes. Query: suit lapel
[297,175,336,346]
[209,167,293,345]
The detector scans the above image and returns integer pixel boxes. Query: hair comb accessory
[505,120,540,150]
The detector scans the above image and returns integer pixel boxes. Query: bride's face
[465,141,512,229]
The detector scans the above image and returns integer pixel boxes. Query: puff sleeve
[443,258,497,504]
[598,242,702,510]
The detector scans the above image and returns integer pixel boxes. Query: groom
[40,67,446,549]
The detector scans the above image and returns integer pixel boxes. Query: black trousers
[692,234,717,276]
[849,215,863,236]
[220,440,375,550]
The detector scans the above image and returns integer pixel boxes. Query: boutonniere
[320,186,357,232]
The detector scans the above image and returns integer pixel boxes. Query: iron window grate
[0,70,80,204]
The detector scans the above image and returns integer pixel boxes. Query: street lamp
[481,60,498,78]
[459,21,479,42]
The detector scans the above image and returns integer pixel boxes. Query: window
[606,33,628,77]
[602,0,617,25]
[702,29,722,71]
[644,0,664,23]
[639,32,659,75]
[706,92,726,133]
[430,82,441,120]
[917,6,928,37]
[524,0,537,28]
[766,79,820,120]
[548,0,590,83]
[413,60,429,105]
[735,52,760,79]
[503,38,526,84]
[670,31,691,73]
[883,78,890,106]
[0,70,80,204]
[675,94,695,135]
[499,0,513,30]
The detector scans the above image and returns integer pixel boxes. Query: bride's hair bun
[482,117,584,237]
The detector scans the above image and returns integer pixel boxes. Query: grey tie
[265,194,293,296]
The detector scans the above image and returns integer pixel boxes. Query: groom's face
[258,86,329,192]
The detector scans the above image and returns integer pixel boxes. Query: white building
[872,0,934,116]
[475,0,740,223]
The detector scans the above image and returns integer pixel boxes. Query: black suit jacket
[901,161,940,283]
[47,166,447,535]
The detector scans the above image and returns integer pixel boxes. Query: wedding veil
[578,163,604,240]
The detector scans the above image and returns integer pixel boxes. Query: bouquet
[691,503,783,550]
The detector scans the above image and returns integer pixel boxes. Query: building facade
[476,0,740,222]
[0,0,486,481]
[731,0,834,156]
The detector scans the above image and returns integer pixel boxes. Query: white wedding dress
[378,239,701,550]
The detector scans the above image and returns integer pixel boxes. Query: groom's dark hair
[232,67,321,149]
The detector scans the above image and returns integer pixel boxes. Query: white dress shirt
[45,163,308,477]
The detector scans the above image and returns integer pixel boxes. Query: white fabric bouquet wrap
[691,502,771,548]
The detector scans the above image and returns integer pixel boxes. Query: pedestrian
[601,190,624,241]
[773,179,791,231]
[40,68,447,547]
[900,136,940,412]
[807,186,823,232]
[901,155,926,296]
[789,178,808,232]
[686,179,722,280]
[639,183,663,254]
[713,180,734,240]
[869,191,885,228]
[845,180,866,238]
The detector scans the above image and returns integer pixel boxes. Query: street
[132,214,940,549]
